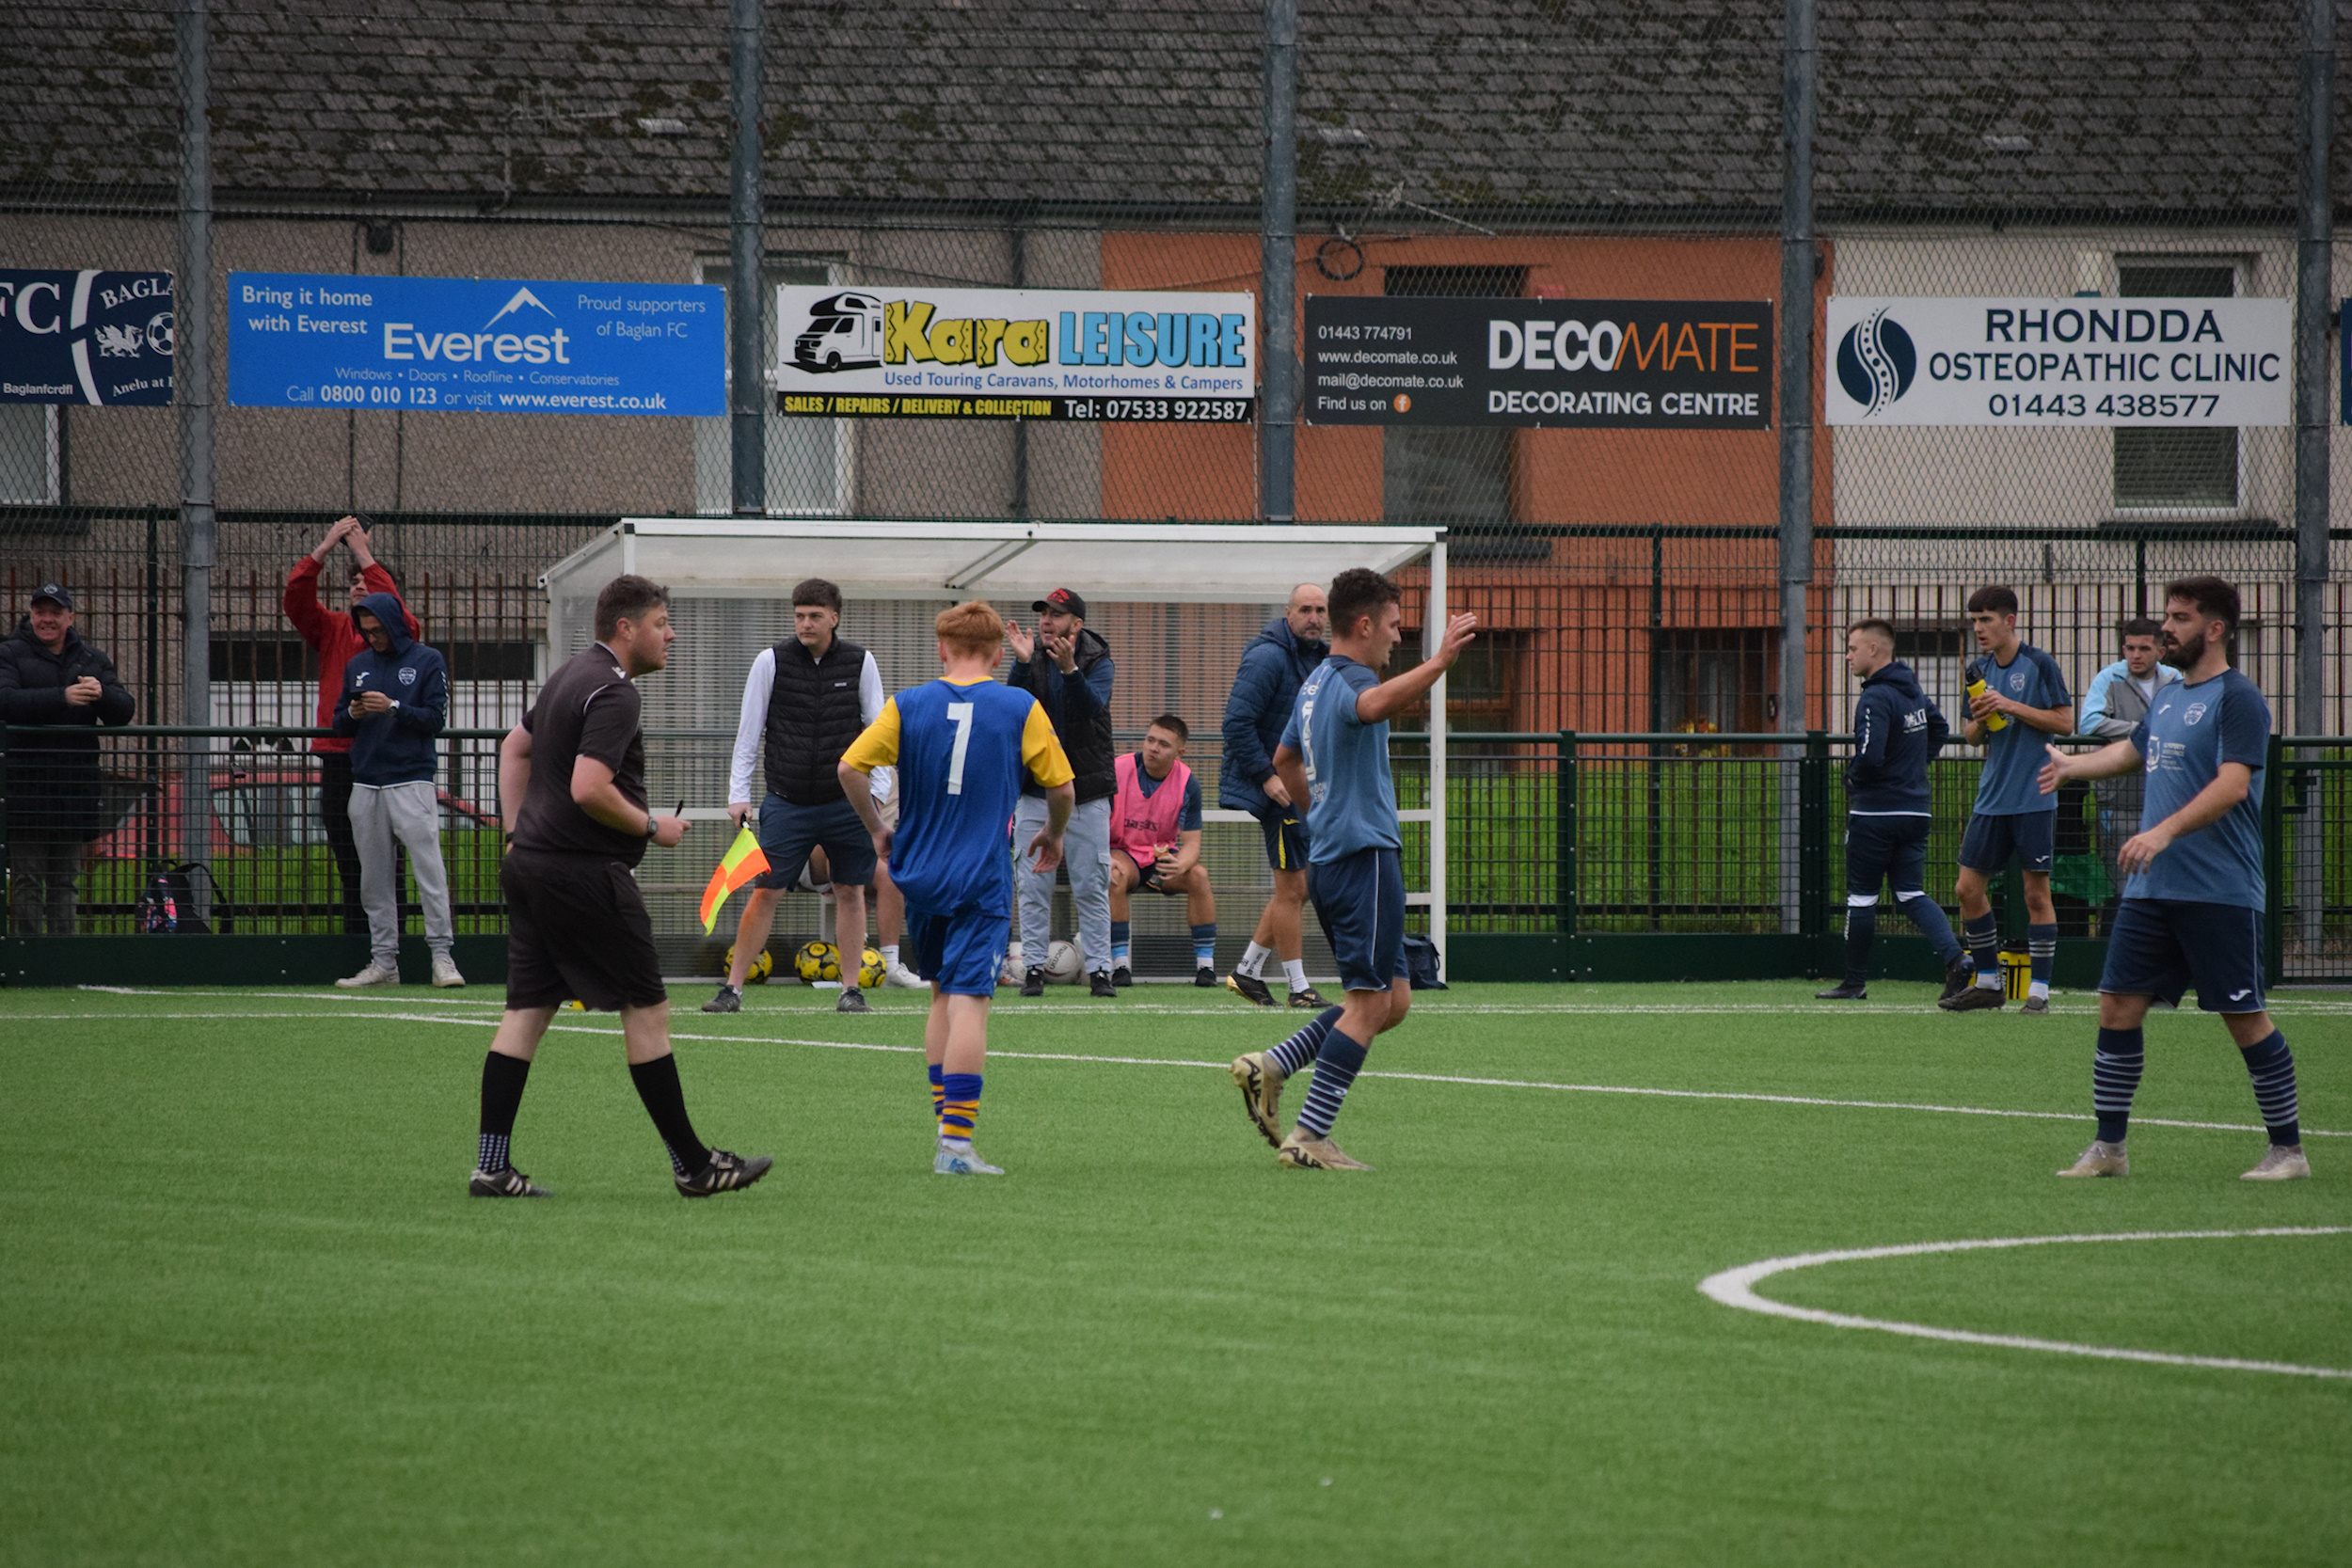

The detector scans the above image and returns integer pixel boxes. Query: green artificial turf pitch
[1,979,2346,1565]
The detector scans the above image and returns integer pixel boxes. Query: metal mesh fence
[4,2,2350,980]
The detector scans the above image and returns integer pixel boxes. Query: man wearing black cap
[1005,587,1117,996]
[0,584,135,934]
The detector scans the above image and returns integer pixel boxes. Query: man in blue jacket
[1218,582,1330,1007]
[1818,619,1971,1003]
[332,593,462,990]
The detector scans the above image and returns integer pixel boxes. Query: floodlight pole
[2294,0,2332,957]
[729,0,765,516]
[178,0,215,918]
[1776,0,1816,938]
[1259,0,1297,522]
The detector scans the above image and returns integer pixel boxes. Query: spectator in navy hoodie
[332,593,461,990]
[1820,619,1970,1003]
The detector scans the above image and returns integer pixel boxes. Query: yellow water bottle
[1966,663,2009,732]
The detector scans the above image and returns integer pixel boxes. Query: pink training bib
[1111,752,1191,863]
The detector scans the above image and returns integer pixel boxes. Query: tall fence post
[728,0,766,517]
[1555,731,1578,940]
[2294,0,2332,968]
[2263,733,2286,989]
[177,0,215,919]
[1799,729,1829,954]
[1259,0,1297,523]
[1776,0,1817,936]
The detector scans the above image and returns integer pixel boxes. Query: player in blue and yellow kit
[1227,567,1476,1170]
[839,600,1073,1176]
[1947,584,2074,1013]
[2039,577,2308,1181]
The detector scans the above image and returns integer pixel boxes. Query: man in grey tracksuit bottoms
[333,592,462,989]
[2078,615,2182,918]
[1006,587,1118,997]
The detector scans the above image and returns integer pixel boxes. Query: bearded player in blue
[2038,577,2307,1182]
[839,600,1073,1176]
[1227,567,1477,1170]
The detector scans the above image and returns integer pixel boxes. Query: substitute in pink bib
[1106,715,1219,983]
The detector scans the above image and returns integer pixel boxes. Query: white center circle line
[1700,1227,2352,1379]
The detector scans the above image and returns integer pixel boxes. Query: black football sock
[2239,1030,2299,1147]
[628,1053,711,1176]
[478,1051,531,1172]
[1842,899,1876,987]
[2092,1026,2143,1145]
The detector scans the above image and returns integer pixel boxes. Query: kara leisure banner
[773,286,1256,420]
[1303,295,1772,428]
[1827,296,2290,426]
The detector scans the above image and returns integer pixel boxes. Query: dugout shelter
[539,519,1454,972]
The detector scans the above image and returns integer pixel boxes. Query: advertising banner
[1827,296,2289,426]
[1303,295,1772,429]
[0,269,174,405]
[227,273,723,415]
[773,285,1255,421]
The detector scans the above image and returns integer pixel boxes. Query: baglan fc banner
[0,269,174,405]
[1303,295,1772,428]
[1827,296,2289,426]
[774,286,1255,421]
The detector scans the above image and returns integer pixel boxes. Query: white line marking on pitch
[1699,1228,2352,1379]
[15,1006,2338,1141]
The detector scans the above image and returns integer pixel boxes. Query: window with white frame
[0,404,60,502]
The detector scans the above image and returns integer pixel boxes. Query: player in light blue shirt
[2039,577,2306,1182]
[1224,567,1475,1171]
[1946,585,2075,1013]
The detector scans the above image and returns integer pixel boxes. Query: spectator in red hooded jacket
[284,515,418,933]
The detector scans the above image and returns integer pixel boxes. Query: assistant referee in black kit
[469,574,772,1198]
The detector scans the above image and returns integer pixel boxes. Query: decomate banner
[1303,295,1772,428]
[0,269,174,405]
[773,285,1255,420]
[227,273,724,414]
[1826,296,2289,426]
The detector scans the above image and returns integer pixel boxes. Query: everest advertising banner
[773,286,1256,421]
[1826,296,2290,427]
[227,273,724,414]
[0,269,175,405]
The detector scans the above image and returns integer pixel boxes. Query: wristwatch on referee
[644,811,659,837]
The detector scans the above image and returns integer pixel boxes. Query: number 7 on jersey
[945,701,974,794]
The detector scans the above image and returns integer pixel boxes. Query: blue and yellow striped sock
[1111,921,1132,970]
[928,1062,945,1122]
[940,1072,982,1146]
[1190,922,1216,969]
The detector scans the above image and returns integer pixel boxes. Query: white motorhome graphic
[793,292,883,372]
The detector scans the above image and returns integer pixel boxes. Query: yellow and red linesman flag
[699,825,770,934]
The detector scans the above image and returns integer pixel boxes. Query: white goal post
[540,519,1453,968]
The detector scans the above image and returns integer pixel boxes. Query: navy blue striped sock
[1190,922,1217,969]
[1269,1006,1342,1077]
[1110,920,1132,970]
[2239,1030,2299,1146]
[1964,911,2000,983]
[1295,1027,1369,1138]
[2027,922,2057,994]
[2092,1026,2143,1144]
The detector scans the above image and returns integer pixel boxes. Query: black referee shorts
[501,848,669,1012]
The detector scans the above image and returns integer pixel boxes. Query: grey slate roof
[0,1,2333,217]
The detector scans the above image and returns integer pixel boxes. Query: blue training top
[1279,656,1400,863]
[2126,667,2269,909]
[1971,642,2071,816]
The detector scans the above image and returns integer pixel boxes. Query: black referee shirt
[515,641,653,866]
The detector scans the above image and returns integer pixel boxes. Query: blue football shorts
[910,906,1010,997]
[2098,897,2265,1013]
[1958,809,2055,876]
[1308,846,1408,995]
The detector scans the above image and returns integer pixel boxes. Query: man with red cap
[1004,587,1117,997]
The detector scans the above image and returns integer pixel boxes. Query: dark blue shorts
[1959,810,2055,876]
[2098,897,2265,1013]
[1309,847,1408,995]
[1258,806,1308,873]
[1845,813,1932,898]
[909,906,1009,997]
[755,793,877,891]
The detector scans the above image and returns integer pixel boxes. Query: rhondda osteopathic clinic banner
[1827,296,2290,426]
[227,273,724,414]
[1303,295,1772,428]
[773,286,1256,420]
